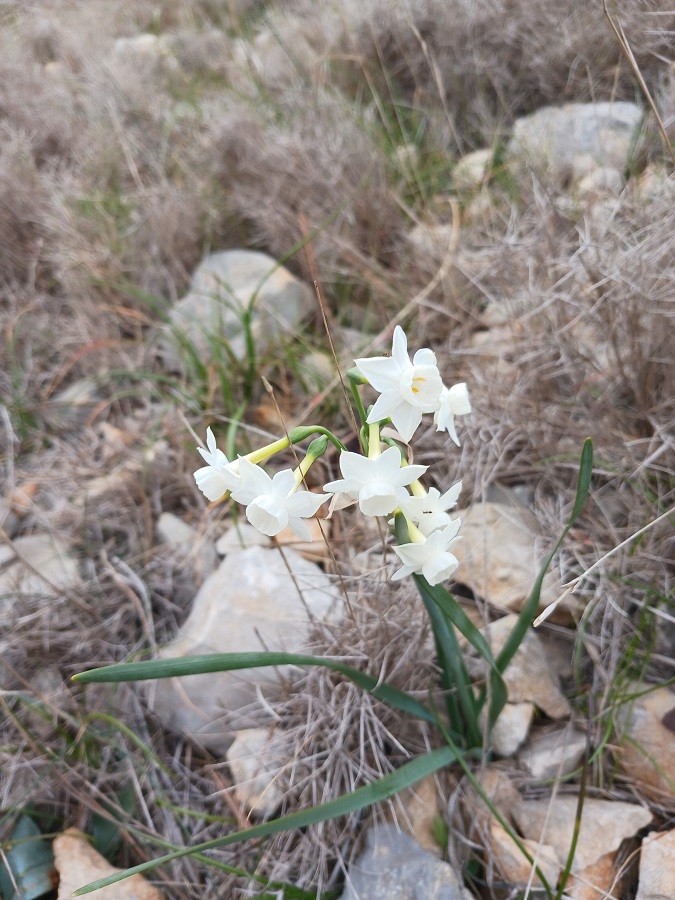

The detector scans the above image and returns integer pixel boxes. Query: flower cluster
[193,327,469,586]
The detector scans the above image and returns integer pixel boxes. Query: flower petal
[355,357,402,394]
[389,401,424,443]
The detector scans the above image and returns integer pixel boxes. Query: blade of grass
[496,438,593,676]
[73,652,438,725]
[72,745,462,895]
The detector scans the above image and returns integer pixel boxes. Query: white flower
[323,445,427,517]
[194,427,242,501]
[392,519,462,585]
[434,383,471,446]
[399,482,462,536]
[233,458,328,540]
[355,326,443,443]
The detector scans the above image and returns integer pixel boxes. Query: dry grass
[1,0,673,896]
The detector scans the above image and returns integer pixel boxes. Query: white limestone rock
[147,545,343,752]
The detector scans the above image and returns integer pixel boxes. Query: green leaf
[72,745,461,895]
[496,438,594,677]
[0,815,56,900]
[91,783,136,859]
[73,652,438,725]
[414,576,507,735]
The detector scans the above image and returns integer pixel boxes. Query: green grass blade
[496,438,594,677]
[73,652,438,725]
[414,577,508,733]
[72,745,461,895]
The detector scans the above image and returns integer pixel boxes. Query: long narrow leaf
[496,438,594,676]
[73,652,438,725]
[414,577,508,732]
[72,745,460,895]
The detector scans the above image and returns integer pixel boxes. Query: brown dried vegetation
[0,0,673,897]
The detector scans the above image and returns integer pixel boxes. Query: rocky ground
[0,1,673,898]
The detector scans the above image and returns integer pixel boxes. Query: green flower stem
[348,375,369,428]
[294,436,329,485]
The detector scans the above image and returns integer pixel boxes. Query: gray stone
[42,377,101,430]
[0,534,81,609]
[453,502,563,616]
[520,724,587,780]
[508,102,644,179]
[576,166,624,198]
[636,829,675,900]
[156,512,217,580]
[215,523,268,555]
[477,614,571,719]
[339,823,472,900]
[147,545,343,752]
[616,685,675,802]
[488,701,535,757]
[226,727,285,817]
[160,250,314,372]
[453,149,492,192]
[513,796,652,872]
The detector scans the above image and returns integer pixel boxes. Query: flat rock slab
[54,828,163,899]
[339,824,472,900]
[508,102,643,178]
[636,829,675,900]
[0,534,81,606]
[480,614,571,719]
[226,727,285,817]
[513,796,652,872]
[454,502,561,615]
[160,250,314,371]
[520,724,587,780]
[616,685,675,803]
[148,545,343,752]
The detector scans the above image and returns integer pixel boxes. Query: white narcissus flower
[392,519,462,585]
[194,427,242,501]
[355,325,443,443]
[399,482,462,536]
[434,383,471,446]
[233,458,328,540]
[323,445,427,517]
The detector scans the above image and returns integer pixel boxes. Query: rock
[339,823,472,900]
[512,796,652,872]
[471,766,520,832]
[453,502,564,616]
[215,523,269,555]
[508,102,644,179]
[477,614,571,719]
[616,685,675,802]
[636,163,672,200]
[520,724,587,780]
[453,149,492,192]
[43,378,101,430]
[488,702,535,757]
[576,167,624,198]
[156,512,217,580]
[566,851,618,900]
[636,829,675,900]
[483,483,533,509]
[393,775,443,856]
[226,727,285,817]
[160,250,314,373]
[489,821,561,890]
[0,534,81,606]
[148,545,343,752]
[8,481,40,518]
[112,33,177,71]
[54,828,164,899]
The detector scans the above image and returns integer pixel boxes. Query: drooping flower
[392,519,462,585]
[323,445,427,517]
[193,427,242,501]
[434,383,471,446]
[399,482,462,536]
[355,326,443,443]
[233,458,328,540]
